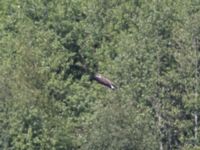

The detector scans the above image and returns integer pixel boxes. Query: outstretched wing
[70,64,116,90]
[93,74,116,90]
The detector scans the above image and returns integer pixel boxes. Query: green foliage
[1,0,200,150]
[82,98,159,150]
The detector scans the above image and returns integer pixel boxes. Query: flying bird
[93,74,116,90]
[69,64,117,90]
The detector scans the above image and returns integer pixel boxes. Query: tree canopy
[1,0,200,149]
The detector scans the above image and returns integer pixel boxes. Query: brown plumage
[93,74,116,90]
[70,64,116,90]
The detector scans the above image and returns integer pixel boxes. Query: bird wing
[93,74,116,90]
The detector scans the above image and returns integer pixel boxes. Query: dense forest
[1,0,200,149]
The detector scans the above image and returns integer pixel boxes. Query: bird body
[93,74,116,90]
[70,64,116,90]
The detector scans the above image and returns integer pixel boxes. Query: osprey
[93,74,116,90]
